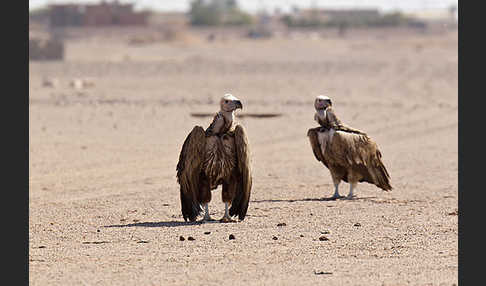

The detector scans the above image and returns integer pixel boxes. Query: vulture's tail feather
[374,159,392,191]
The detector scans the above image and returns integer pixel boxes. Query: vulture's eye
[225,100,229,103]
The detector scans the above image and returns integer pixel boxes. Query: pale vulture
[176,94,252,222]
[307,95,392,199]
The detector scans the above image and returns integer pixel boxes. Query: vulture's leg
[199,178,215,222]
[331,180,341,199]
[346,182,357,199]
[330,170,343,200]
[202,203,215,221]
[345,170,360,199]
[220,202,236,223]
[220,180,237,223]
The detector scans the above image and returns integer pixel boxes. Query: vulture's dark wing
[229,124,252,221]
[176,126,206,222]
[307,128,328,168]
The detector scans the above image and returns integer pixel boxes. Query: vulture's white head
[220,94,243,112]
[314,95,332,111]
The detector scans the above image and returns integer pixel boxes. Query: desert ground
[29,26,458,285]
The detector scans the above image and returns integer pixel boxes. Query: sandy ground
[29,27,458,285]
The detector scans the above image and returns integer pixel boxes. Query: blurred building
[148,12,189,27]
[405,9,457,24]
[48,1,149,27]
[294,8,380,23]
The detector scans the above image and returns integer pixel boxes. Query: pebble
[187,236,195,241]
[229,234,235,240]
[179,236,185,241]
[314,271,333,275]
[277,223,287,227]
[319,236,329,241]
[272,236,278,240]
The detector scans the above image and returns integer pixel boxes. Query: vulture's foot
[329,194,343,200]
[219,216,237,223]
[344,194,356,200]
[201,204,216,222]
[201,215,216,222]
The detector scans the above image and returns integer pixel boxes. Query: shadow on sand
[103,196,380,228]
[103,220,219,228]
[250,196,378,203]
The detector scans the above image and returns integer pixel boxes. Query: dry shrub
[29,38,64,60]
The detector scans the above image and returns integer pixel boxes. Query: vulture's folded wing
[176,126,206,222]
[331,131,392,191]
[307,128,328,167]
[229,124,252,221]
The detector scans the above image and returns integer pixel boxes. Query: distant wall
[48,3,148,27]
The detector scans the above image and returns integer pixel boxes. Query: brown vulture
[307,95,392,199]
[176,94,252,222]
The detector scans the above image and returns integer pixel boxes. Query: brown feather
[309,128,392,191]
[203,134,236,189]
[229,124,252,220]
[307,128,328,167]
[176,126,206,222]
[177,123,252,221]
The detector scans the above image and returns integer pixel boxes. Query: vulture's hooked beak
[234,100,243,110]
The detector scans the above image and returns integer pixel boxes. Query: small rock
[204,231,211,235]
[320,230,330,234]
[179,236,185,241]
[137,240,149,243]
[37,246,46,249]
[300,234,304,237]
[82,241,109,244]
[448,209,458,216]
[228,234,235,240]
[314,270,332,275]
[277,223,287,227]
[353,223,361,227]
[187,236,195,241]
[96,229,100,233]
[319,236,329,241]
[42,77,59,88]
[272,236,278,240]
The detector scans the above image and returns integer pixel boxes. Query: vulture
[176,94,252,222]
[307,95,392,199]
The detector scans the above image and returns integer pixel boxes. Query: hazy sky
[29,0,458,13]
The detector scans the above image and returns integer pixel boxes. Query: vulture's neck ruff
[316,108,327,121]
[219,110,235,124]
